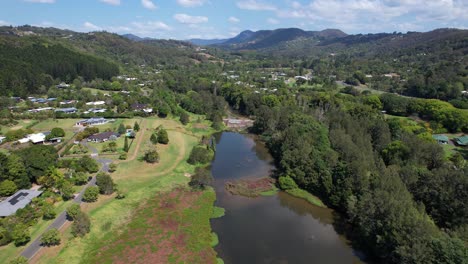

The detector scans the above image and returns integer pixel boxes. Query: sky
[0,0,467,39]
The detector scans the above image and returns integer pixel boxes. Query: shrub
[12,224,30,246]
[189,167,213,190]
[119,153,127,160]
[71,212,91,237]
[157,128,169,144]
[8,256,28,264]
[0,180,17,197]
[143,149,159,163]
[278,176,298,190]
[180,111,190,125]
[187,145,214,165]
[42,203,56,220]
[82,186,99,202]
[66,203,81,220]
[96,172,115,195]
[41,228,60,246]
[108,163,117,173]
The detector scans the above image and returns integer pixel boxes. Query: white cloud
[141,0,157,10]
[228,16,240,23]
[99,0,120,6]
[174,13,208,24]
[0,20,11,26]
[236,0,277,11]
[24,0,55,3]
[83,21,102,31]
[177,0,207,7]
[267,18,279,24]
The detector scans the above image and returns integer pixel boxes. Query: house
[60,100,77,105]
[75,117,109,126]
[55,107,77,114]
[27,107,54,113]
[432,134,449,144]
[131,103,153,113]
[83,108,106,114]
[85,101,106,106]
[56,82,70,88]
[0,190,43,217]
[454,135,468,146]
[0,136,5,144]
[18,132,50,144]
[87,131,120,143]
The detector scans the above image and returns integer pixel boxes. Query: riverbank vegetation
[225,177,276,198]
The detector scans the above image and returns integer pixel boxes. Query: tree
[133,121,140,132]
[187,146,214,164]
[96,172,115,195]
[143,149,159,163]
[77,156,99,173]
[118,123,126,135]
[157,128,169,144]
[150,133,158,144]
[73,172,89,186]
[5,154,30,189]
[38,167,64,190]
[42,202,56,220]
[46,127,65,140]
[108,163,117,173]
[66,203,81,220]
[189,167,213,190]
[12,224,30,246]
[82,186,99,202]
[71,212,91,237]
[8,256,28,264]
[180,111,190,125]
[15,145,58,182]
[59,181,75,200]
[123,137,129,152]
[0,180,17,197]
[40,228,60,246]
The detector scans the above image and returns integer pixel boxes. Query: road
[20,143,111,260]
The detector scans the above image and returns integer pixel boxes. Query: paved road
[21,146,111,260]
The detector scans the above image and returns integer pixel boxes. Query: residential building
[56,82,71,88]
[432,134,449,144]
[18,132,50,144]
[55,107,77,114]
[87,131,120,143]
[454,135,468,146]
[85,101,106,106]
[0,190,43,217]
[75,117,109,126]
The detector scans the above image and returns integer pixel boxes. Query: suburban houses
[432,134,449,144]
[85,101,106,106]
[18,132,51,144]
[0,190,43,217]
[87,131,120,143]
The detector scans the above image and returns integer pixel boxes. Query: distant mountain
[122,33,145,41]
[188,38,228,46]
[214,28,348,50]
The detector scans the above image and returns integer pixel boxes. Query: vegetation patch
[225,177,276,197]
[211,206,225,219]
[86,188,218,264]
[285,188,326,208]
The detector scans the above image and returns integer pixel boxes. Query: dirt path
[121,119,147,163]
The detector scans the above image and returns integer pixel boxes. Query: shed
[0,190,43,217]
[432,134,449,144]
[454,135,468,146]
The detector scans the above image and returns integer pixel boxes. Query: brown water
[210,132,365,264]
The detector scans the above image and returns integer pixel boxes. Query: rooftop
[432,134,449,142]
[0,190,43,217]
[454,135,468,146]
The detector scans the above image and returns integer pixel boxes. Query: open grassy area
[285,188,326,208]
[35,117,218,264]
[0,119,37,133]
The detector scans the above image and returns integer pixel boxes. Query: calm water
[211,132,364,264]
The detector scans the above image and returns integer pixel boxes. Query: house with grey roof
[0,190,43,217]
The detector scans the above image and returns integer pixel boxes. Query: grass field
[34,116,219,264]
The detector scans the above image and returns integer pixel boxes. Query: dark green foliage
[46,127,65,140]
[180,111,190,125]
[42,203,56,220]
[157,128,169,144]
[150,133,158,144]
[123,137,129,152]
[15,145,58,182]
[73,172,90,186]
[12,224,30,246]
[71,212,91,237]
[133,121,140,132]
[8,256,28,264]
[188,167,213,190]
[96,172,115,195]
[77,156,99,173]
[117,123,126,135]
[82,186,99,203]
[143,148,159,163]
[59,181,75,200]
[187,145,214,165]
[278,176,298,190]
[119,153,127,160]
[40,228,60,246]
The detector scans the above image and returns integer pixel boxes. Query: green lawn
[36,117,218,264]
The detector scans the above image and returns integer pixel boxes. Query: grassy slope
[35,117,218,264]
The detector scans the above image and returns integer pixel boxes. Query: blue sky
[1,0,467,39]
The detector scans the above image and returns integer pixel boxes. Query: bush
[108,163,117,173]
[188,167,213,190]
[73,172,89,185]
[66,203,81,220]
[12,224,30,246]
[46,127,65,140]
[96,172,115,195]
[71,212,91,237]
[157,128,169,144]
[150,133,158,144]
[82,186,99,202]
[8,256,28,264]
[119,153,127,160]
[187,145,214,165]
[40,228,60,246]
[180,111,190,125]
[278,176,298,190]
[0,180,17,197]
[42,203,56,220]
[143,149,159,163]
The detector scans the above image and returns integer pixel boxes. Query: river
[210,132,365,264]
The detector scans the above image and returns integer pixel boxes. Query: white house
[18,132,50,144]
[85,101,106,106]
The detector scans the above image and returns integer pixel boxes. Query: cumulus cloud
[24,0,55,3]
[0,20,11,26]
[83,21,102,31]
[99,0,120,6]
[177,0,207,7]
[228,16,240,23]
[174,13,208,24]
[236,0,277,11]
[141,0,157,10]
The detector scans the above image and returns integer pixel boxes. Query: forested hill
[211,28,347,50]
